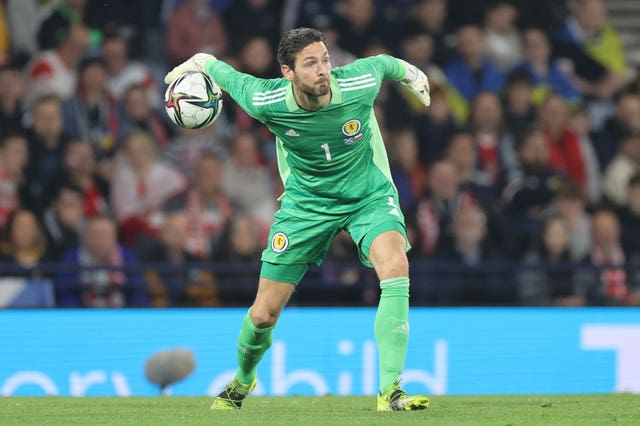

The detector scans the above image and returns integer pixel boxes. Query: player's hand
[164,53,217,84]
[399,59,430,107]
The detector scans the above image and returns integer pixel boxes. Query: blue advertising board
[1,308,639,396]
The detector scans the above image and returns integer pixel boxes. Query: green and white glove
[164,53,217,84]
[398,59,430,107]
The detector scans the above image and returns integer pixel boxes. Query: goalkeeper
[165,27,431,412]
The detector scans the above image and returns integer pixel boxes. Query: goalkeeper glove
[164,53,217,84]
[398,59,430,107]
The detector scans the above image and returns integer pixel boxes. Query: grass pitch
[1,394,639,426]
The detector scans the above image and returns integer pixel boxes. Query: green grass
[1,394,639,425]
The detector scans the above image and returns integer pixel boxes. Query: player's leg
[368,230,429,411]
[237,275,297,384]
[212,202,334,410]
[211,272,300,410]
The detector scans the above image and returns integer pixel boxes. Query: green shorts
[260,194,409,284]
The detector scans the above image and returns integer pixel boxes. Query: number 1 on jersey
[320,143,332,161]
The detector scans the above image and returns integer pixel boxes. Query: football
[164,71,223,129]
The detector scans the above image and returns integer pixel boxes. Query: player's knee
[376,251,409,279]
[250,306,281,328]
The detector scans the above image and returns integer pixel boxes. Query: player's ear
[281,64,293,81]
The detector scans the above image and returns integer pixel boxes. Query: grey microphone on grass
[145,348,196,394]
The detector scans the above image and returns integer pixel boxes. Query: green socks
[236,310,274,385]
[375,277,410,393]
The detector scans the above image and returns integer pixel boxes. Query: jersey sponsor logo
[285,129,300,137]
[271,232,289,253]
[341,119,363,145]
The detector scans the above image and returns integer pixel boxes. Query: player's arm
[164,53,267,120]
[364,54,431,107]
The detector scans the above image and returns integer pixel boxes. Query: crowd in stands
[0,0,640,308]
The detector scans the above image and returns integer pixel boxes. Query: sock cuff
[244,309,276,333]
[380,277,410,289]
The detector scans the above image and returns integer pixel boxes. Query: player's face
[284,42,332,97]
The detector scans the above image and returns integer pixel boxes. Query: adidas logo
[392,322,410,335]
[285,129,300,137]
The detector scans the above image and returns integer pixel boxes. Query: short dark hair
[277,27,326,69]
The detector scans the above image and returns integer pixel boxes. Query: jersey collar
[284,75,342,112]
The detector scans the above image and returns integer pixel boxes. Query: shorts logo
[341,119,363,145]
[271,232,289,253]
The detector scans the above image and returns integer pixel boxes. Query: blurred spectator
[334,0,387,57]
[218,214,264,261]
[407,159,477,257]
[592,91,640,171]
[444,24,505,122]
[101,32,161,107]
[501,71,536,146]
[62,56,121,156]
[138,211,220,307]
[0,133,29,227]
[6,0,57,57]
[0,209,48,269]
[222,132,277,232]
[549,179,591,262]
[312,20,355,68]
[42,184,84,261]
[444,131,475,184]
[53,139,110,216]
[538,94,587,188]
[409,0,452,66]
[397,22,446,88]
[502,129,564,256]
[236,35,279,79]
[22,95,70,215]
[165,0,229,67]
[409,85,457,166]
[468,92,519,205]
[576,209,639,306]
[37,0,101,51]
[322,230,363,288]
[223,0,284,52]
[424,203,510,305]
[482,1,522,71]
[110,130,187,246]
[511,28,581,107]
[385,23,447,133]
[618,173,640,260]
[162,122,232,178]
[24,24,89,103]
[214,215,264,304]
[82,0,146,57]
[56,214,149,307]
[121,84,174,149]
[570,105,601,204]
[410,0,453,66]
[389,128,427,211]
[164,152,233,259]
[517,213,583,306]
[602,131,640,208]
[553,0,627,101]
[0,62,27,134]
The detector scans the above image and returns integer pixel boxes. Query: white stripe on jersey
[336,73,373,82]
[340,82,377,92]
[252,96,286,106]
[252,87,286,100]
[338,77,376,87]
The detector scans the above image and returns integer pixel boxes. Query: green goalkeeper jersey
[205,54,406,216]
